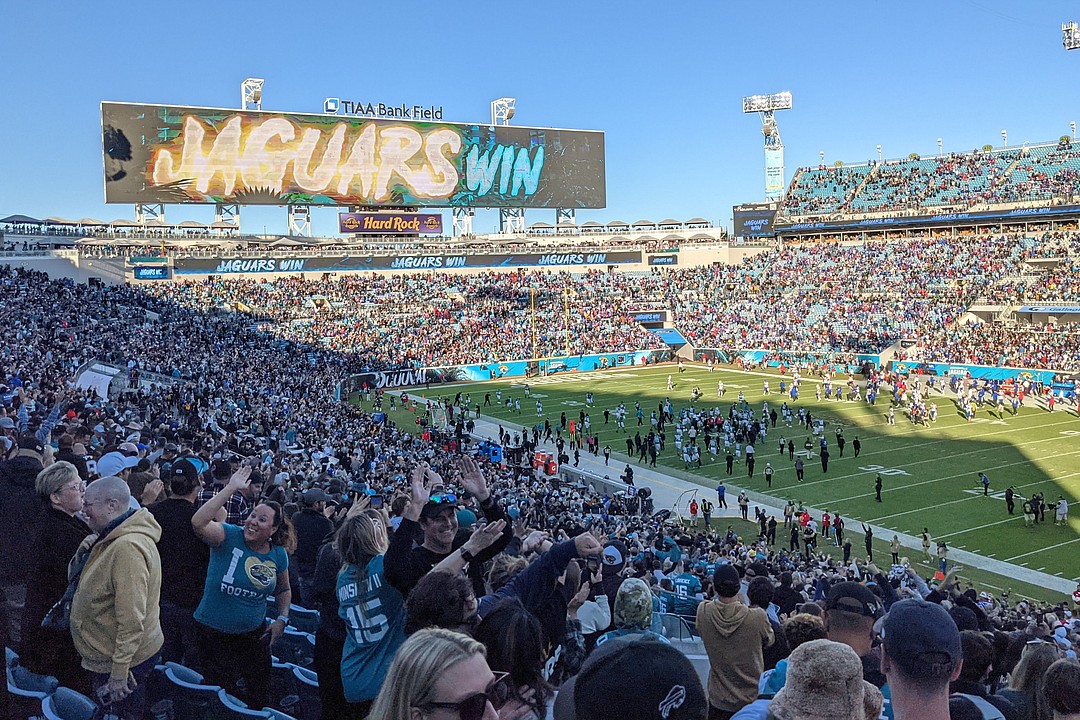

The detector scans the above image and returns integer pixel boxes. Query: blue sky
[2,1,1078,236]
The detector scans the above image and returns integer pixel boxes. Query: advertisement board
[174,250,642,275]
[133,266,171,280]
[647,254,679,266]
[102,102,605,208]
[777,204,1080,233]
[630,311,667,323]
[733,206,778,238]
[339,212,443,235]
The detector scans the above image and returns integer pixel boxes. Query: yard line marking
[1006,537,1080,562]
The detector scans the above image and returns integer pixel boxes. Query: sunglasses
[417,672,510,720]
[428,493,458,505]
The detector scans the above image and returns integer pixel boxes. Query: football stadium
[3,5,1080,720]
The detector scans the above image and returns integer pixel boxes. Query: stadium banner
[776,204,1080,233]
[733,207,778,238]
[891,361,1056,384]
[132,266,171,280]
[692,348,880,375]
[630,311,667,323]
[1017,304,1080,314]
[128,256,169,264]
[336,350,668,400]
[173,250,642,275]
[339,212,443,235]
[101,102,606,208]
[647,254,679,266]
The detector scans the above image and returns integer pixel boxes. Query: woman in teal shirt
[336,510,406,717]
[192,465,295,710]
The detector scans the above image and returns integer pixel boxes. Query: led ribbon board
[101,102,606,208]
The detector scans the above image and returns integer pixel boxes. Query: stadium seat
[658,613,697,640]
[40,687,98,720]
[218,688,272,718]
[288,605,320,634]
[163,665,223,720]
[273,629,315,668]
[7,662,60,699]
[263,707,300,720]
[268,661,297,709]
[290,665,321,720]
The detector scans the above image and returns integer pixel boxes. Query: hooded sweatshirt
[69,508,164,680]
[697,599,774,712]
[0,453,44,586]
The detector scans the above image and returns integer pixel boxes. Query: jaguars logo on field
[245,557,277,588]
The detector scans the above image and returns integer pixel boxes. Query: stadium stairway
[436,370,1076,596]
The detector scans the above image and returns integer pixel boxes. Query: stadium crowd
[780,139,1080,218]
[130,230,1080,374]
[1,263,1079,720]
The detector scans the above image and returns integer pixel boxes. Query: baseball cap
[769,639,883,720]
[17,434,45,454]
[303,488,332,505]
[602,540,628,577]
[95,450,140,478]
[0,417,15,430]
[170,458,201,485]
[211,458,232,480]
[713,563,741,598]
[825,582,883,619]
[553,635,707,720]
[420,493,459,519]
[881,599,961,682]
[118,442,139,455]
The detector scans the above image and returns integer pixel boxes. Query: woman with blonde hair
[335,507,407,718]
[370,628,531,720]
[1002,642,1061,720]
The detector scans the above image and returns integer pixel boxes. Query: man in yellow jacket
[696,563,774,719]
[71,476,163,720]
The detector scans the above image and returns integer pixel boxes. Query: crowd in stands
[0,260,1079,720]
[122,230,1080,373]
[780,139,1080,218]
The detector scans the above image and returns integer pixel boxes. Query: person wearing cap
[293,487,335,606]
[385,458,513,599]
[148,458,209,670]
[70,476,164,720]
[698,563,774,719]
[0,432,49,640]
[553,634,708,720]
[596,577,671,647]
[880,599,962,720]
[55,433,92,485]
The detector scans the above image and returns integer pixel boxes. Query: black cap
[17,434,44,455]
[713,563,741,598]
[825,582,883,619]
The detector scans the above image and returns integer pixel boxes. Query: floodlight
[491,97,516,126]
[1064,22,1080,50]
[742,92,792,114]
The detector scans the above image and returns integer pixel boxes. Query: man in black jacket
[0,434,47,647]
[149,458,209,669]
[55,433,91,485]
[292,488,335,606]
[385,457,513,599]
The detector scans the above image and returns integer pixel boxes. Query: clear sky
[2,0,1078,236]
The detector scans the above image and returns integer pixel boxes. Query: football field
[448,364,1080,599]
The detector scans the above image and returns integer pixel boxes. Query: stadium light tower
[743,92,792,202]
[241,78,264,110]
[1001,130,1008,148]
[1064,22,1080,50]
[1071,121,1076,140]
[876,145,882,162]
[937,137,943,157]
[490,97,526,235]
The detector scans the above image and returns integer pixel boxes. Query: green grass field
[389,364,1080,604]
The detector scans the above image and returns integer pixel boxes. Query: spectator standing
[697,564,774,719]
[879,599,962,720]
[0,434,48,644]
[20,461,91,693]
[70,476,163,720]
[293,487,335,605]
[764,639,884,720]
[148,458,209,670]
[191,465,294,711]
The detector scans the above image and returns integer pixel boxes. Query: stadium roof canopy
[657,219,681,226]
[0,214,42,224]
[685,218,710,225]
[606,220,629,227]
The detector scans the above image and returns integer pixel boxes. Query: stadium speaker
[637,487,652,499]
[88,277,103,288]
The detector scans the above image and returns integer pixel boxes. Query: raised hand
[465,520,507,554]
[457,455,490,501]
[227,464,252,492]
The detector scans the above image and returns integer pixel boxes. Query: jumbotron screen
[101,102,606,209]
